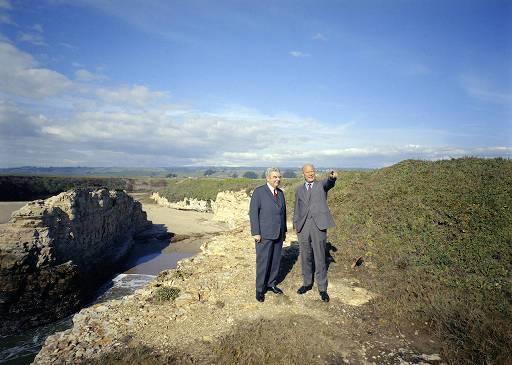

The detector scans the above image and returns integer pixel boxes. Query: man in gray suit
[249,167,287,303]
[293,163,337,302]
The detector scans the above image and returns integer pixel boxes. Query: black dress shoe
[297,285,313,294]
[320,291,330,302]
[256,291,265,302]
[267,286,284,294]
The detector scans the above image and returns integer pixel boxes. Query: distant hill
[0,166,371,178]
[0,166,196,177]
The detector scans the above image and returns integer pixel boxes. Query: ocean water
[0,241,198,364]
[95,273,157,304]
[0,273,156,365]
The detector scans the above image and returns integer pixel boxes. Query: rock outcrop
[150,192,211,212]
[211,190,250,229]
[150,190,251,229]
[0,188,151,335]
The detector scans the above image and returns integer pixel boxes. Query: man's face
[266,171,281,188]
[303,165,316,183]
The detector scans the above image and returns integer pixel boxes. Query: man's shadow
[276,241,300,285]
[326,241,337,270]
[276,240,337,285]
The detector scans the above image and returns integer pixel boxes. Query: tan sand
[0,202,29,224]
[136,198,228,236]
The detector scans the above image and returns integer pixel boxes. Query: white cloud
[289,50,310,58]
[0,0,12,24]
[61,42,78,50]
[405,63,431,76]
[57,1,194,44]
[3,89,511,167]
[32,24,43,32]
[0,0,12,9]
[460,74,512,105]
[75,69,107,82]
[17,32,47,46]
[96,85,167,107]
[312,33,327,41]
[9,81,507,166]
[0,40,509,168]
[0,41,71,98]
[0,100,45,137]
[0,13,11,24]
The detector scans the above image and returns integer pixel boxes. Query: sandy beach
[0,201,28,224]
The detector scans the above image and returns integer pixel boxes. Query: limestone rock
[0,188,151,335]
[150,192,211,212]
[212,190,250,229]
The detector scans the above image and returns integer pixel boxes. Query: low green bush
[154,286,180,302]
[329,157,512,363]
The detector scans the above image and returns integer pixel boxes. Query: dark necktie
[307,183,312,190]
[274,189,278,199]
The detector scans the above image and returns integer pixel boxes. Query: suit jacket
[249,184,287,240]
[293,177,336,233]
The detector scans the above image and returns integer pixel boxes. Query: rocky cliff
[211,190,250,229]
[0,188,151,335]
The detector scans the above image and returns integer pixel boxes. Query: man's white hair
[302,163,315,171]
[265,167,281,178]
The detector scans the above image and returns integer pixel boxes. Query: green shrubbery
[0,175,174,201]
[154,286,181,302]
[158,177,302,204]
[0,175,130,200]
[329,158,512,363]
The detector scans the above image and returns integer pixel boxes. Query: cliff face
[0,188,151,335]
[211,190,250,229]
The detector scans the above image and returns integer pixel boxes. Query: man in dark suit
[249,167,287,303]
[293,164,337,302]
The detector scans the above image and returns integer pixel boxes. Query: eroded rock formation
[150,190,251,229]
[150,192,211,212]
[212,190,250,229]
[0,188,151,335]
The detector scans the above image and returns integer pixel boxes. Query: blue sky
[0,0,510,168]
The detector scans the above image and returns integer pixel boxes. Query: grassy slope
[329,158,512,364]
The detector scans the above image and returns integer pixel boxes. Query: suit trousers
[255,237,283,293]
[298,217,327,291]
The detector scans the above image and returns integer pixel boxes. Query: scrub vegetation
[158,177,302,204]
[0,175,169,200]
[329,157,511,364]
